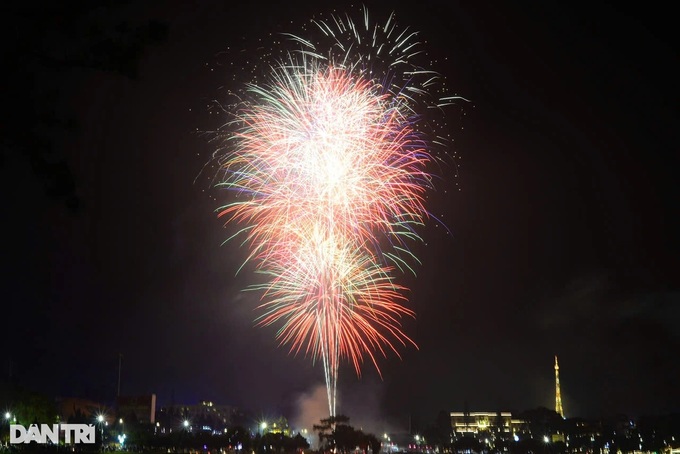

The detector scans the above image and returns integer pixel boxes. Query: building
[263,416,291,436]
[157,400,240,433]
[117,394,156,424]
[57,397,109,423]
[451,411,526,443]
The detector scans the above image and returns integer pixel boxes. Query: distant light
[261,422,268,430]
[514,435,519,442]
[97,415,104,423]
[543,436,550,443]
[183,420,190,428]
[119,419,124,424]
[4,412,10,420]
[415,435,420,442]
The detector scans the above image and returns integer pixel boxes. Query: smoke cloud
[291,379,395,449]
[291,384,328,449]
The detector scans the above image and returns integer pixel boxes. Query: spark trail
[215,7,460,416]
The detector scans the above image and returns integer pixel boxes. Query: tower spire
[554,355,564,418]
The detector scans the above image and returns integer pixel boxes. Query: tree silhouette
[365,433,381,454]
[6,386,58,426]
[313,414,351,450]
[292,432,311,451]
[454,436,482,454]
[313,415,380,454]
[517,407,565,439]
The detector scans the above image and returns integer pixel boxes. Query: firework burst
[213,7,461,416]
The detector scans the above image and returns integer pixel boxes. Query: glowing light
[215,7,459,417]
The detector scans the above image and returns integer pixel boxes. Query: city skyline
[2,0,678,425]
[1,352,668,428]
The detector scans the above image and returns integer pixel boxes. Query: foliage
[313,414,350,449]
[313,415,380,454]
[1,385,58,426]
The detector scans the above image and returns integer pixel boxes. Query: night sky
[2,0,678,429]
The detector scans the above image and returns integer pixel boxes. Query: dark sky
[2,0,678,429]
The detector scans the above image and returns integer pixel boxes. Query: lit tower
[554,355,564,418]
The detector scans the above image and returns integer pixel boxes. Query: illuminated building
[157,400,240,433]
[261,416,291,436]
[555,355,564,418]
[450,411,526,440]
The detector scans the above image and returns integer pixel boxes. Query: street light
[96,415,105,449]
[260,422,268,434]
[97,413,104,440]
[4,412,10,420]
